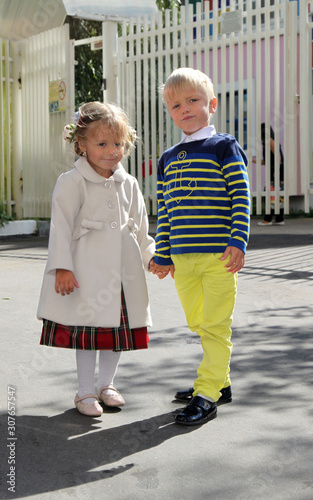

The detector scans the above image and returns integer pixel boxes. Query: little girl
[37,101,155,417]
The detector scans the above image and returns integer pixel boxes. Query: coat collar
[74,156,127,183]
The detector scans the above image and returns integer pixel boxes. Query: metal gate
[299,0,313,212]
[20,24,75,218]
[117,0,313,216]
[2,1,312,219]
[0,39,14,217]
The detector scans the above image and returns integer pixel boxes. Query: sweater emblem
[168,151,197,204]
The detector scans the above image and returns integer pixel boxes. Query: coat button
[105,182,111,189]
[108,201,115,209]
[110,221,118,229]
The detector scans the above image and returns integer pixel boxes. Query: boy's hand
[221,247,245,273]
[151,262,175,279]
[55,269,79,295]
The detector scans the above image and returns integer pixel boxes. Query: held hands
[55,269,79,295]
[149,259,174,279]
[221,246,245,273]
[150,247,245,278]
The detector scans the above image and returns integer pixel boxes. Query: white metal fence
[1,1,312,219]
[0,39,14,216]
[20,24,74,218]
[299,0,313,212]
[117,0,313,216]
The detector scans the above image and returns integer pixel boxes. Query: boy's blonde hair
[160,67,215,105]
[74,101,136,157]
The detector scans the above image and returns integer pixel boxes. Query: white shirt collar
[180,125,216,144]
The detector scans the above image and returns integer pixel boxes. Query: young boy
[152,68,250,426]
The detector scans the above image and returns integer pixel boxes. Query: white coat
[37,157,155,328]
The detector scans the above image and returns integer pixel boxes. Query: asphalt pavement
[0,217,313,500]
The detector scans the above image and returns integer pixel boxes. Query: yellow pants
[172,253,237,402]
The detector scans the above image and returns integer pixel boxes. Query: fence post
[11,41,23,219]
[102,21,118,104]
[299,0,312,211]
[284,0,298,214]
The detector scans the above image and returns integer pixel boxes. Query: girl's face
[165,86,217,136]
[79,123,125,178]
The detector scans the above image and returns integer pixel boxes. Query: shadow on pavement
[1,318,312,499]
[0,410,196,499]
[231,317,313,412]
[0,232,312,253]
[248,233,313,250]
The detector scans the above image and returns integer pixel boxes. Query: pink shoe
[74,394,103,417]
[97,386,125,407]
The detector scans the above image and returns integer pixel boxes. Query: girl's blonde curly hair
[73,101,136,157]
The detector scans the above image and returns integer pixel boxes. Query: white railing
[117,0,312,216]
[20,25,74,218]
[1,1,312,219]
[299,0,313,211]
[0,39,13,217]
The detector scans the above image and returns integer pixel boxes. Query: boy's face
[165,87,217,136]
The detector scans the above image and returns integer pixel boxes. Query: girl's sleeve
[45,173,82,274]
[132,180,155,270]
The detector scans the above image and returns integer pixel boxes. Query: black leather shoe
[175,396,217,426]
[174,387,194,402]
[218,385,232,405]
[175,385,232,405]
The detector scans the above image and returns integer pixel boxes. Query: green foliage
[69,3,182,108]
[156,0,181,9]
[0,203,14,227]
[68,18,103,109]
[156,0,182,23]
[288,208,313,218]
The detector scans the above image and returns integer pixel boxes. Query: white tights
[76,350,121,402]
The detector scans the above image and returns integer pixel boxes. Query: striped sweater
[154,133,250,266]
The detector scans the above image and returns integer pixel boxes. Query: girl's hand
[221,247,245,273]
[55,269,79,295]
[151,263,175,279]
[149,258,155,273]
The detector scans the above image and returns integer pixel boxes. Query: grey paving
[0,218,313,499]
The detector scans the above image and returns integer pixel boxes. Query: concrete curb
[0,220,50,238]
[0,220,37,237]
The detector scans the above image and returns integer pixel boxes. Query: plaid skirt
[40,290,149,351]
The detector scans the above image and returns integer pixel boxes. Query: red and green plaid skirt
[40,291,149,351]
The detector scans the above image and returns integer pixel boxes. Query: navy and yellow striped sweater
[154,133,250,266]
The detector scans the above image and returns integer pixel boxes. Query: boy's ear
[209,97,217,114]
